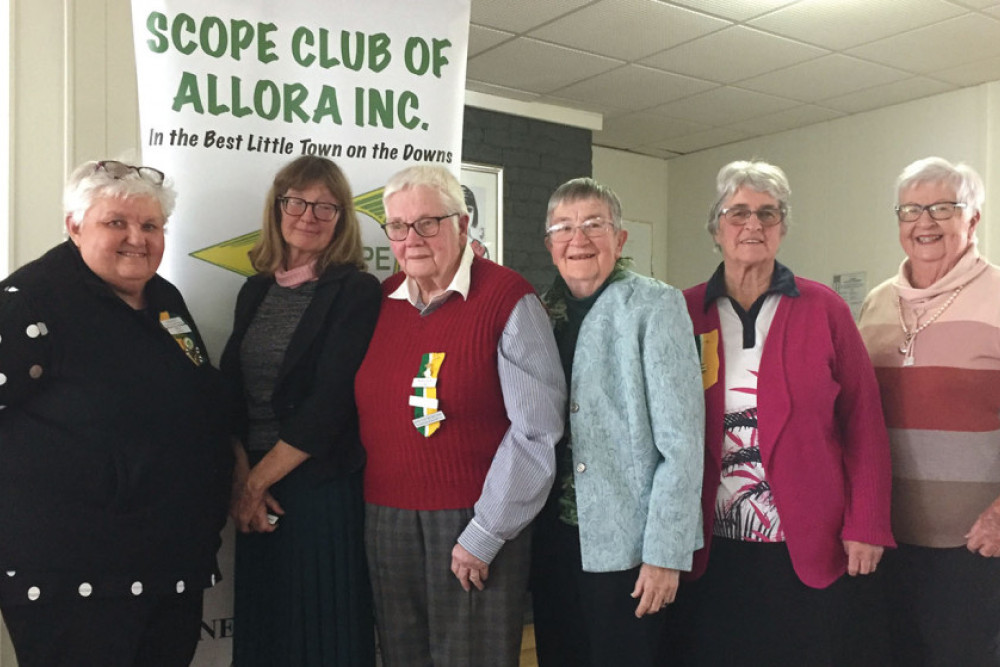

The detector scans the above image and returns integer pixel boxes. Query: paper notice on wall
[833,271,867,320]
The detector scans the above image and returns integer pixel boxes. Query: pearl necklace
[896,284,964,364]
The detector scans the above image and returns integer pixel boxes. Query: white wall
[8,0,139,273]
[664,85,996,294]
[592,146,670,280]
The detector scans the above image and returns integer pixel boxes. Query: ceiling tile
[630,147,683,160]
[725,104,844,136]
[528,0,731,62]
[553,64,717,111]
[465,80,542,102]
[469,25,515,57]
[820,77,956,113]
[641,26,827,83]
[749,0,965,50]
[467,38,622,94]
[948,0,998,8]
[594,112,709,147]
[932,55,1000,86]
[848,14,1000,72]
[666,0,800,22]
[542,95,630,118]
[649,86,801,125]
[470,0,592,34]
[655,127,751,154]
[739,54,909,102]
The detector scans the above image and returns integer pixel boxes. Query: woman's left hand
[631,563,679,617]
[965,501,1000,557]
[843,540,884,575]
[234,479,284,533]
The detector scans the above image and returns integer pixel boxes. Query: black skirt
[233,467,375,666]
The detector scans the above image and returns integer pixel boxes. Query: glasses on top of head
[545,217,615,243]
[381,213,458,241]
[719,206,785,227]
[95,160,164,186]
[278,196,343,222]
[894,202,966,223]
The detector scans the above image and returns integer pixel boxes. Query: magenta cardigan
[684,277,895,589]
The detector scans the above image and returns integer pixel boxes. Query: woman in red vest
[355,165,566,667]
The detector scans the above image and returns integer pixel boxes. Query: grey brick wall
[463,107,592,293]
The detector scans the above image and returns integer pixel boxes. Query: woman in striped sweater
[859,156,1000,666]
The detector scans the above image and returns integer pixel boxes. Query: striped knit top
[858,246,1000,547]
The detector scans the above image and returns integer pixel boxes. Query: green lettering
[171,71,204,113]
[145,12,168,53]
[312,86,342,124]
[171,13,197,56]
[291,27,315,67]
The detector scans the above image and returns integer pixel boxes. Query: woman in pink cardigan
[669,160,894,666]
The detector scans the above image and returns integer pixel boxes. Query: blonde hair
[249,156,365,274]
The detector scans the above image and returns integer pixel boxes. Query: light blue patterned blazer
[569,271,705,572]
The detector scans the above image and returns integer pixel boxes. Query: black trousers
[530,514,667,667]
[1,590,204,667]
[885,543,1000,667]
[664,538,852,667]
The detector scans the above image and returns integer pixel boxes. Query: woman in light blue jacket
[530,178,705,667]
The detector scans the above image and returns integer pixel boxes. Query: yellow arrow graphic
[190,186,387,276]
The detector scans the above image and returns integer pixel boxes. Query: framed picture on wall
[461,162,504,265]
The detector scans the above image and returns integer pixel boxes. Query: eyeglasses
[381,213,458,241]
[95,160,164,186]
[894,202,966,223]
[719,207,785,227]
[278,196,343,222]
[545,218,615,243]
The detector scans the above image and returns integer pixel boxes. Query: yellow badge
[696,330,719,391]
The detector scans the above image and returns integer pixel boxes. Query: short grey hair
[897,157,984,218]
[383,165,468,229]
[545,177,622,232]
[64,160,176,225]
[707,160,791,238]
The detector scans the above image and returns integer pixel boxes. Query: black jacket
[220,263,380,482]
[0,241,232,602]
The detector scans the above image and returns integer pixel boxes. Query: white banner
[130,2,470,664]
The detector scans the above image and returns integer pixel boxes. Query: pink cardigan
[684,277,895,589]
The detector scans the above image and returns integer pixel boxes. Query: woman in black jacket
[221,155,380,666]
[0,160,231,666]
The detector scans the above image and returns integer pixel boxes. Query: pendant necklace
[896,284,964,365]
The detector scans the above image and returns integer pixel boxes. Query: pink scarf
[275,262,319,288]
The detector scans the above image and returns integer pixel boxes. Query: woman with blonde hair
[222,155,380,666]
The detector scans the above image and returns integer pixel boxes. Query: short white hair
[64,160,175,225]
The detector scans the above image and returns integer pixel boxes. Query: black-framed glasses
[278,196,343,222]
[95,160,164,185]
[545,218,615,243]
[719,206,785,227]
[381,213,458,241]
[895,202,966,223]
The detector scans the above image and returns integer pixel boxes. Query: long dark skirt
[234,466,375,667]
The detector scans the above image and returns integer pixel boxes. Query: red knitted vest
[356,257,534,509]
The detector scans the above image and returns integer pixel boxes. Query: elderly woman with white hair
[0,160,231,665]
[677,159,894,665]
[354,165,565,667]
[859,157,1000,665]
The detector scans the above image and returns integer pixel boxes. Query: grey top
[241,281,316,451]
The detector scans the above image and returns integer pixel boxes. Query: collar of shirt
[703,260,799,312]
[388,243,474,314]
